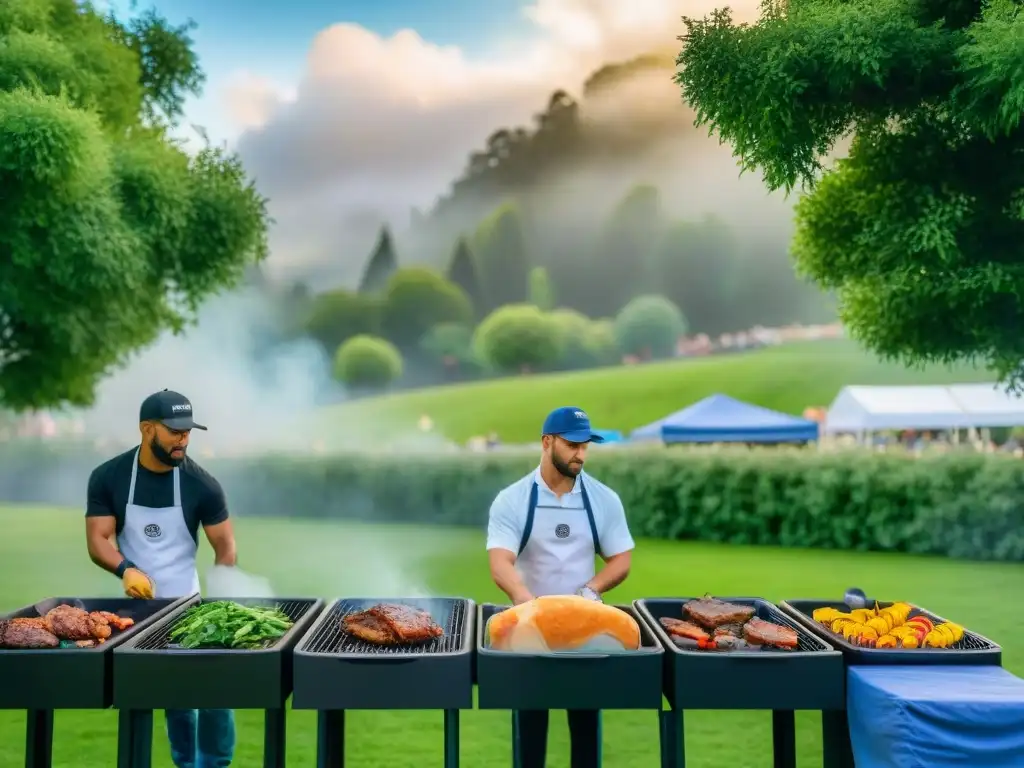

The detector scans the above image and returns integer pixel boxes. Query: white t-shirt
[485,468,635,558]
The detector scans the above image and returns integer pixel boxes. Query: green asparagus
[168,601,294,649]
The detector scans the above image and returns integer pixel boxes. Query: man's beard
[552,454,582,478]
[151,436,185,467]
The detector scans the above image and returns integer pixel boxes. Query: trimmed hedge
[1,442,1022,561]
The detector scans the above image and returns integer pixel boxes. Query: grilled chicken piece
[659,617,710,643]
[743,617,799,649]
[342,603,444,645]
[0,618,60,648]
[92,611,134,631]
[683,597,756,629]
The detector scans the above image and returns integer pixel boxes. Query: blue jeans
[165,709,236,768]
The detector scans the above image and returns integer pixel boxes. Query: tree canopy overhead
[677,0,1024,385]
[0,0,270,411]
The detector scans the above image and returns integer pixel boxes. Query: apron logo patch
[144,523,162,539]
[555,523,570,538]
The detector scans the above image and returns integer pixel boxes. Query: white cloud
[209,0,764,281]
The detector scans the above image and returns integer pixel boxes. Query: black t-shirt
[86,447,229,543]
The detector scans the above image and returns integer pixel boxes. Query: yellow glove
[123,568,155,599]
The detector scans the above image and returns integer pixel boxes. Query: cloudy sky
[125,0,762,280]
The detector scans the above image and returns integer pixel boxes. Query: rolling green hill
[314,340,994,444]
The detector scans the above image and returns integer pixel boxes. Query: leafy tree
[381,268,473,349]
[548,309,618,369]
[444,236,485,316]
[656,216,739,334]
[473,202,530,312]
[592,184,666,316]
[333,335,403,389]
[677,0,1024,385]
[358,226,398,294]
[474,304,563,373]
[303,290,382,352]
[419,322,478,374]
[614,295,687,359]
[528,267,556,311]
[0,1,269,411]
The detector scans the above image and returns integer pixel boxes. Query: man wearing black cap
[486,406,635,767]
[85,390,237,768]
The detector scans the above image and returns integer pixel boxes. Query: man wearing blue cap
[486,406,635,767]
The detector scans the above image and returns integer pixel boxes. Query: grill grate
[302,598,466,655]
[134,599,314,651]
[788,601,998,653]
[758,605,831,653]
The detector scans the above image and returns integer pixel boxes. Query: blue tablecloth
[847,665,1024,768]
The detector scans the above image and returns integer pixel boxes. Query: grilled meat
[659,618,710,643]
[683,597,756,629]
[46,606,96,640]
[92,611,134,632]
[714,623,745,637]
[0,618,60,648]
[342,603,444,645]
[713,635,760,650]
[743,617,799,649]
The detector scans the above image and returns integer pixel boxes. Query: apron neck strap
[129,447,181,507]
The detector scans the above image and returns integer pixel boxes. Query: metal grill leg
[444,709,460,767]
[316,710,345,768]
[658,708,684,768]
[264,708,286,768]
[118,710,153,768]
[511,711,521,768]
[821,710,855,768]
[25,709,53,768]
[772,710,796,768]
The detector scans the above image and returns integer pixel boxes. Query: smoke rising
[215,0,780,283]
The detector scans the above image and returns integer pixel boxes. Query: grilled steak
[683,597,756,629]
[659,618,710,643]
[0,618,60,649]
[743,617,799,649]
[342,603,444,645]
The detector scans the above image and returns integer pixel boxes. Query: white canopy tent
[823,383,1024,433]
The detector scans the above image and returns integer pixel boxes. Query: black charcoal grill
[779,598,1003,666]
[292,597,475,768]
[635,597,845,768]
[0,595,190,768]
[113,596,324,768]
[477,603,664,768]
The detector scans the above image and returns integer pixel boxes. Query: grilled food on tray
[683,596,756,629]
[660,597,798,651]
[487,595,642,653]
[812,602,965,649]
[0,605,135,649]
[342,603,444,646]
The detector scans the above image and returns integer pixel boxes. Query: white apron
[516,478,602,598]
[116,449,201,599]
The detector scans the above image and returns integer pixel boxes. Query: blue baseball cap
[541,406,605,444]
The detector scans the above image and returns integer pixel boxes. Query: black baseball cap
[139,390,207,431]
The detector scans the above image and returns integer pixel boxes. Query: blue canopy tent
[591,429,624,444]
[630,393,820,444]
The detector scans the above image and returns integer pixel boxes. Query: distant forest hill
[293,53,837,334]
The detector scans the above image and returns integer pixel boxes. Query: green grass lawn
[315,340,994,444]
[2,505,1021,767]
